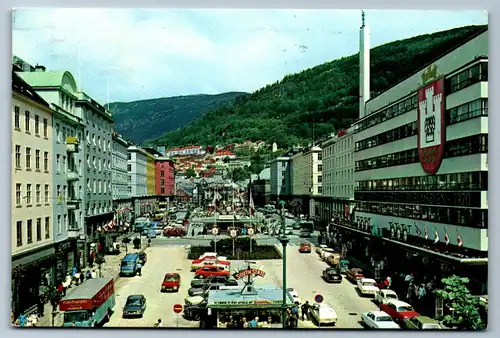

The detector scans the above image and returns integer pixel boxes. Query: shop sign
[56,241,72,252]
[233,268,266,280]
[213,299,281,306]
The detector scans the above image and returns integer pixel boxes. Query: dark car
[322,267,343,283]
[300,229,312,238]
[190,276,236,289]
[188,280,239,296]
[138,252,147,265]
[122,295,147,318]
[183,299,208,321]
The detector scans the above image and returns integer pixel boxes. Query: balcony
[67,197,81,210]
[68,224,82,238]
[67,171,79,181]
[66,136,80,153]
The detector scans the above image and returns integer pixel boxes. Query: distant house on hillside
[164,145,205,157]
[213,150,237,161]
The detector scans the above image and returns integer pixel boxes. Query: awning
[12,244,55,268]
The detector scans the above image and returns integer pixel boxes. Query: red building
[155,157,175,196]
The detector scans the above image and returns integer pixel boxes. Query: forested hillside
[147,25,486,148]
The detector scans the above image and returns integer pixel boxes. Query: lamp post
[278,200,289,328]
[248,226,254,253]
[212,226,219,253]
[229,227,238,258]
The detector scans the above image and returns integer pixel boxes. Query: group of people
[225,316,262,328]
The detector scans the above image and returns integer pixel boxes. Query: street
[106,230,377,328]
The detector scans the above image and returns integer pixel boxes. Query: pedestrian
[406,283,413,302]
[301,301,310,321]
[91,270,97,279]
[155,319,163,327]
[137,262,142,276]
[248,316,259,328]
[37,298,44,318]
[79,272,85,284]
[86,270,92,279]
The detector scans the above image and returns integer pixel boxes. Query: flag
[414,223,422,236]
[433,228,439,244]
[457,231,463,248]
[444,230,450,246]
[249,188,255,215]
[424,225,429,240]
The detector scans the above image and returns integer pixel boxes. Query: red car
[195,266,230,279]
[346,268,364,282]
[161,273,181,292]
[379,300,420,324]
[299,242,311,253]
[163,227,186,237]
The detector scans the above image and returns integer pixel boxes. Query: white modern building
[351,27,488,291]
[163,145,205,157]
[127,146,149,197]
[269,156,292,200]
[318,126,356,223]
[290,146,323,217]
[112,132,131,201]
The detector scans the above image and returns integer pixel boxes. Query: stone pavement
[37,238,148,327]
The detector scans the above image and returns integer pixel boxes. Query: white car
[321,248,335,261]
[184,294,205,306]
[375,289,399,304]
[191,260,229,271]
[361,311,400,329]
[286,288,302,304]
[316,244,328,255]
[357,278,380,297]
[309,303,337,326]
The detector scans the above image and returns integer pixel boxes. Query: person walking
[301,301,310,321]
[154,319,163,327]
[137,262,142,276]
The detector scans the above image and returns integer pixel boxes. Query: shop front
[12,244,56,318]
[54,239,78,282]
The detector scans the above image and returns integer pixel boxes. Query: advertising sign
[233,268,266,280]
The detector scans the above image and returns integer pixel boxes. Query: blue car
[147,228,156,238]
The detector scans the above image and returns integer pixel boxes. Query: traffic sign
[247,227,255,236]
[314,294,324,304]
[173,304,183,313]
[212,227,219,235]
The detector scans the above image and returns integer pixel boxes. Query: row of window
[15,183,50,206]
[355,171,488,192]
[83,106,113,133]
[447,98,488,125]
[355,61,488,133]
[323,168,355,185]
[13,106,49,138]
[356,202,487,228]
[54,123,82,146]
[14,145,49,172]
[85,130,112,153]
[323,153,355,169]
[86,178,112,195]
[355,134,488,172]
[86,154,112,173]
[15,217,51,247]
[86,201,113,217]
[322,184,355,199]
[323,136,354,157]
[355,121,418,152]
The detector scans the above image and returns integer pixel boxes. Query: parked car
[147,228,156,238]
[300,229,312,238]
[321,248,336,261]
[292,222,301,230]
[138,252,147,265]
[403,316,442,329]
[188,283,240,297]
[361,311,400,329]
[190,276,237,289]
[299,242,312,253]
[191,256,230,270]
[185,291,209,306]
[346,268,364,282]
[375,289,399,304]
[191,260,230,271]
[122,295,147,318]
[357,278,380,297]
[309,303,338,326]
[379,300,420,324]
[326,253,341,266]
[161,273,181,292]
[316,244,328,255]
[194,266,230,279]
[286,288,302,304]
[322,267,343,283]
[183,299,208,321]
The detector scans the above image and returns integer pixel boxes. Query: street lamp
[248,226,255,253]
[212,226,219,253]
[278,200,289,328]
[229,227,238,258]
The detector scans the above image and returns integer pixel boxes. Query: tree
[223,156,231,163]
[232,167,250,182]
[186,168,197,179]
[434,275,487,330]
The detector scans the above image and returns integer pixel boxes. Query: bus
[298,221,314,233]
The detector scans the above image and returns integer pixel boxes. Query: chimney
[34,65,46,72]
[359,10,371,119]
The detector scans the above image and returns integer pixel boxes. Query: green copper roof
[16,71,77,93]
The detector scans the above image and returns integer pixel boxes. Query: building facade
[11,70,55,317]
[290,146,322,217]
[146,155,156,195]
[270,157,292,200]
[111,132,132,225]
[318,127,356,223]
[351,28,488,292]
[127,146,156,216]
[155,157,175,196]
[16,66,84,288]
[75,92,114,264]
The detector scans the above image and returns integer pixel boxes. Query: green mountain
[109,92,248,144]
[147,25,486,149]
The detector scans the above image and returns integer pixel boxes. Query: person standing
[137,262,142,276]
[301,301,310,321]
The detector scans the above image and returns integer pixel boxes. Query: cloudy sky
[12,8,487,104]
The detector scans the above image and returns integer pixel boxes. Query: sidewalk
[37,238,148,327]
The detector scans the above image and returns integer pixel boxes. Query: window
[36,184,41,205]
[318,175,323,183]
[24,184,32,206]
[15,184,22,206]
[34,149,40,171]
[25,147,31,169]
[56,154,60,173]
[44,185,49,204]
[16,221,22,246]
[44,152,49,172]
[45,217,50,238]
[318,186,323,194]
[62,156,66,173]
[447,99,488,125]
[64,215,68,231]
[318,153,322,161]
[127,164,132,171]
[160,187,165,194]
[318,164,323,172]
[57,216,62,234]
[36,218,42,241]
[55,123,60,142]
[86,131,90,144]
[128,153,132,160]
[25,110,30,132]
[160,170,165,177]
[34,115,40,135]
[43,118,48,137]
[27,220,33,243]
[14,106,20,129]
[15,145,21,168]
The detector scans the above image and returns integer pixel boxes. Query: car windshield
[121,261,134,266]
[64,311,88,323]
[327,270,337,274]
[363,282,377,287]
[164,275,178,282]
[398,306,414,312]
[386,293,398,299]
[377,316,393,322]
[423,324,441,329]
[127,298,142,306]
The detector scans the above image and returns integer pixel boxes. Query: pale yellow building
[146,155,156,195]
[12,71,54,259]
